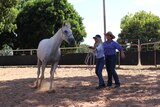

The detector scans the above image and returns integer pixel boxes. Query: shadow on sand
[0,73,159,107]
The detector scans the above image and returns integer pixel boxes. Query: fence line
[0,47,86,56]
[117,41,160,67]
[0,41,160,67]
[0,41,159,55]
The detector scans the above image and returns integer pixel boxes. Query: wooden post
[137,39,141,66]
[103,0,106,41]
[154,43,157,67]
[118,52,121,68]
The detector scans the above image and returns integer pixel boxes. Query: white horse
[33,23,75,93]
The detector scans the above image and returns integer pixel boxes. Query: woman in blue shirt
[89,34,105,89]
[103,31,125,88]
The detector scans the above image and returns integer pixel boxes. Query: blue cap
[93,34,101,39]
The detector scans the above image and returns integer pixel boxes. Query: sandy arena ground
[0,66,160,107]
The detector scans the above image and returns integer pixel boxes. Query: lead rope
[84,49,95,75]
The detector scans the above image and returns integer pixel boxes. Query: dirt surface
[0,66,160,107]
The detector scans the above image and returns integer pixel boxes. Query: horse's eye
[64,30,68,34]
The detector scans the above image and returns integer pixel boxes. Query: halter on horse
[33,23,75,93]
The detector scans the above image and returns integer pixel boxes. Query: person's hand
[88,46,94,49]
[121,51,125,59]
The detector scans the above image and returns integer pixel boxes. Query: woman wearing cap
[103,31,125,88]
[89,34,105,89]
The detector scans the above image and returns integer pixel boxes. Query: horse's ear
[63,22,71,28]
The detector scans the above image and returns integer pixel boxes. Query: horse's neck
[50,29,63,51]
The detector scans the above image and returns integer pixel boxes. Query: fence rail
[0,47,88,56]
[0,41,160,67]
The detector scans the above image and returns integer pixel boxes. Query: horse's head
[61,23,75,46]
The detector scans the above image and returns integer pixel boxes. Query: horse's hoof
[29,84,38,89]
[47,89,56,93]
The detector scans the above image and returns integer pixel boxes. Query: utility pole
[103,0,106,41]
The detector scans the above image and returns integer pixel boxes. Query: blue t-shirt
[103,40,123,56]
[95,43,104,59]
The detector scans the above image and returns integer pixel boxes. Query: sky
[68,0,160,45]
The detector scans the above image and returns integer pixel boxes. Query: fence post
[137,39,141,66]
[30,50,32,55]
[154,43,157,67]
[118,52,121,68]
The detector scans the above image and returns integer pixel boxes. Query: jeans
[95,57,105,86]
[105,55,120,86]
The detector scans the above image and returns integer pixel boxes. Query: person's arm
[88,46,96,53]
[88,43,97,50]
[114,42,125,58]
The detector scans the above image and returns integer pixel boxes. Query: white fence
[0,41,160,67]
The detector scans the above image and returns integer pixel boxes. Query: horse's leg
[39,61,46,88]
[32,59,41,88]
[48,62,58,93]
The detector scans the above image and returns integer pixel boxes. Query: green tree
[15,0,86,49]
[17,0,32,11]
[0,0,18,33]
[0,0,18,49]
[118,11,160,44]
